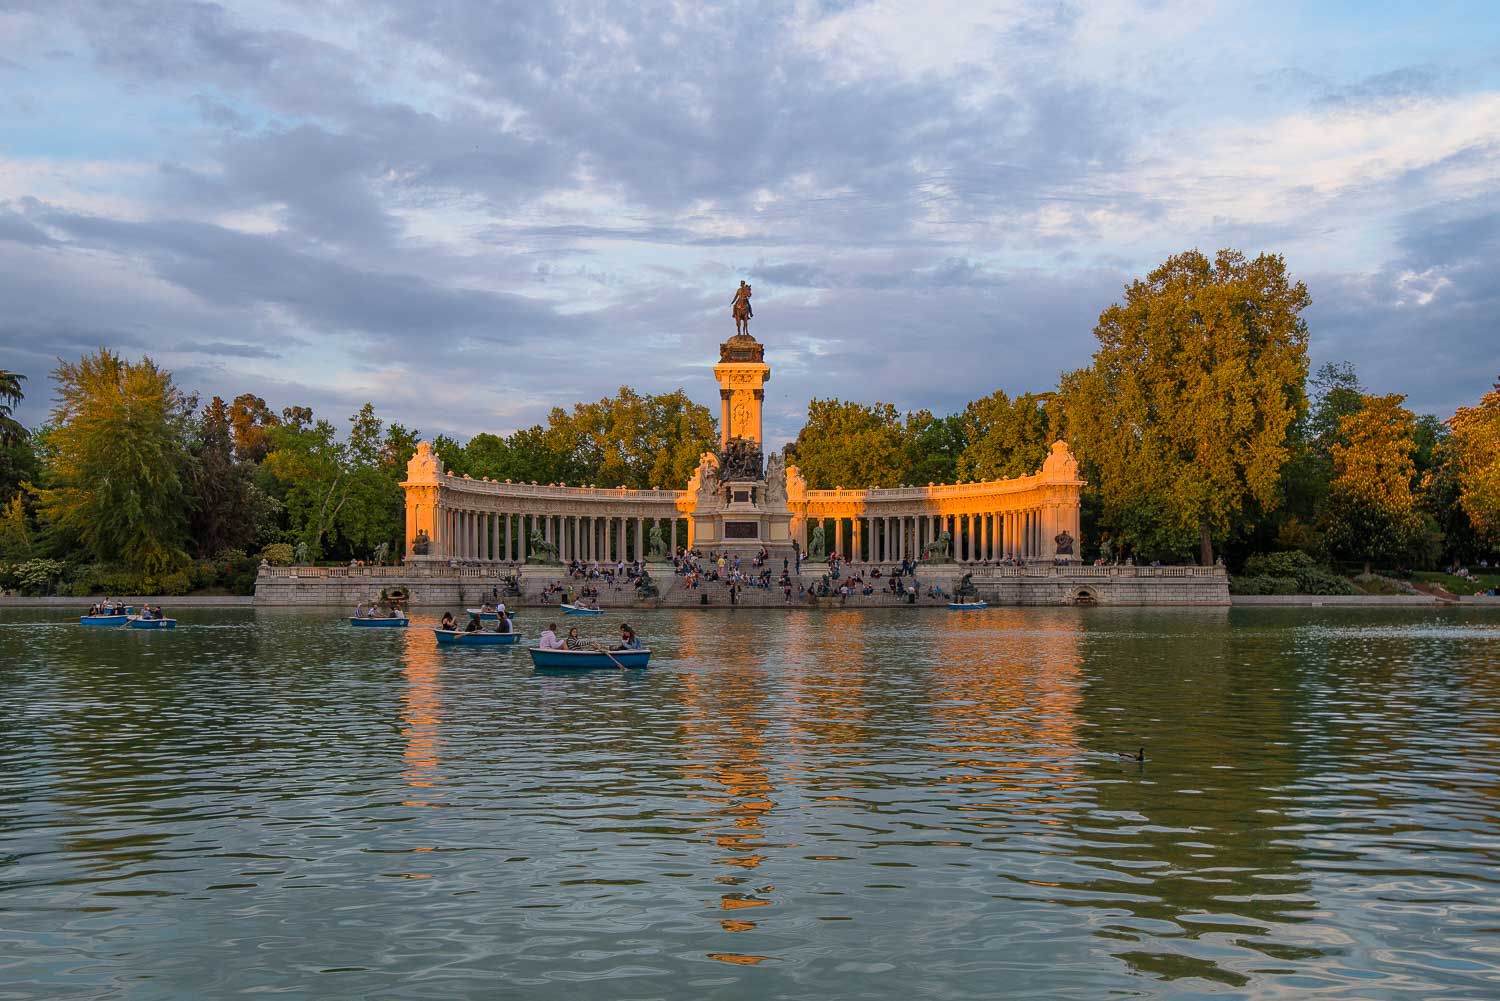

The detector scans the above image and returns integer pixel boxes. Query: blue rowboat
[434,629,522,646]
[464,608,508,620]
[127,616,177,630]
[948,601,988,610]
[529,647,650,669]
[80,614,130,626]
[560,603,603,615]
[350,616,409,628]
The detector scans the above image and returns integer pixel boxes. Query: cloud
[0,0,1496,441]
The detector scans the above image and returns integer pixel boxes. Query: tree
[263,415,349,561]
[0,493,31,559]
[1447,381,1500,547]
[1059,249,1311,564]
[336,404,418,559]
[36,350,195,572]
[792,399,911,488]
[0,370,26,446]
[905,410,965,485]
[1321,393,1424,575]
[188,396,278,557]
[228,393,280,463]
[955,391,1052,481]
[541,387,717,488]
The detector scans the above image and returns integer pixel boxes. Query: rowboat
[464,607,507,620]
[434,629,522,646]
[127,616,177,630]
[948,600,988,610]
[349,615,409,628]
[560,603,603,615]
[529,647,650,669]
[80,614,131,626]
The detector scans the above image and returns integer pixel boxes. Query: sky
[2,0,1498,448]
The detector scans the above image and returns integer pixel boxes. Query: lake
[2,606,1498,999]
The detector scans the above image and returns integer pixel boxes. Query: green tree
[0,492,31,559]
[1446,381,1500,547]
[792,398,911,489]
[955,391,1052,481]
[263,415,349,561]
[904,410,965,485]
[188,396,278,557]
[37,350,195,572]
[1060,249,1311,564]
[0,370,26,446]
[541,387,717,488]
[335,405,418,559]
[1321,393,1425,575]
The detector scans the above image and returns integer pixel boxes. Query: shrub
[94,567,144,595]
[1296,566,1355,596]
[12,559,68,596]
[159,570,192,596]
[68,580,92,598]
[260,543,294,566]
[1243,550,1318,577]
[1229,574,1298,595]
[189,561,218,590]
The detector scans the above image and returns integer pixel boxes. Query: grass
[1410,570,1500,595]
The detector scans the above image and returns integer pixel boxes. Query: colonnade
[432,508,684,564]
[800,507,1063,564]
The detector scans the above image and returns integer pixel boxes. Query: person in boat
[354,601,366,618]
[539,622,563,649]
[563,626,584,650]
[479,602,495,614]
[440,611,457,631]
[464,613,482,633]
[493,610,512,634]
[612,623,642,651]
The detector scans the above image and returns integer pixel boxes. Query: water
[2,606,1499,999]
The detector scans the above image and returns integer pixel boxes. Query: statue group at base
[921,530,953,563]
[647,523,668,560]
[526,529,560,564]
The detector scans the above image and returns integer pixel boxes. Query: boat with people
[528,647,650,669]
[465,607,507,621]
[349,613,408,628]
[80,613,132,626]
[126,615,177,630]
[560,603,603,615]
[948,600,989,610]
[434,629,523,647]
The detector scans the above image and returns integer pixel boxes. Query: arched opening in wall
[1072,587,1097,606]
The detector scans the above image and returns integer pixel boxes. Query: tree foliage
[1059,249,1311,564]
[956,391,1053,482]
[1447,382,1500,545]
[0,370,26,447]
[793,399,911,488]
[37,350,195,573]
[187,396,279,558]
[1321,393,1425,574]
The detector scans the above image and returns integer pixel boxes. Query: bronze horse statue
[731,281,753,336]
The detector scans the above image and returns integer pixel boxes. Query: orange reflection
[399,629,445,807]
[676,623,781,950]
[926,608,1086,808]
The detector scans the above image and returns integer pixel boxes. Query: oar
[592,641,627,670]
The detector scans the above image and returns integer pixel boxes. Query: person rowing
[440,611,457,631]
[464,613,482,633]
[612,623,642,651]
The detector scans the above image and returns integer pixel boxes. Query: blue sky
[2,0,1498,447]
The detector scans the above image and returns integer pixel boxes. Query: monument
[676,290,798,558]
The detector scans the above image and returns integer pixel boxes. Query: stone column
[834,518,844,560]
[635,518,643,561]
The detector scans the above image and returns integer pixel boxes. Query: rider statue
[731,281,753,336]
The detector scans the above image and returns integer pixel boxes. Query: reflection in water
[676,626,779,965]
[398,630,444,808]
[2,607,1499,998]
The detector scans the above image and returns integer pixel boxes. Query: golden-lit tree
[1060,249,1311,564]
[1321,393,1424,575]
[1446,381,1500,545]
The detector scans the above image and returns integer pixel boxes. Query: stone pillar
[670,517,679,556]
[835,518,844,560]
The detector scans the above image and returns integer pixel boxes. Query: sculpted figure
[807,523,826,559]
[764,451,787,507]
[647,523,667,560]
[687,451,721,508]
[526,529,559,564]
[921,530,952,562]
[1053,530,1074,556]
[731,281,753,336]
